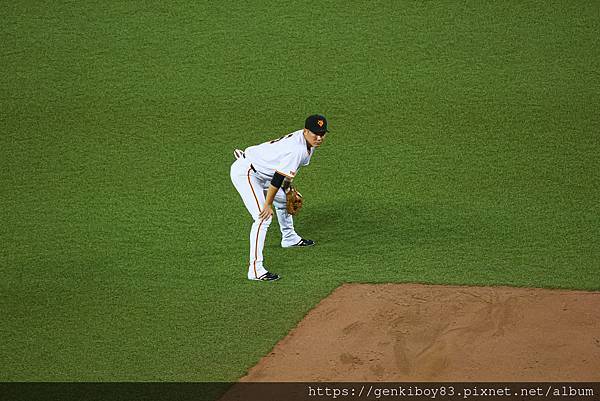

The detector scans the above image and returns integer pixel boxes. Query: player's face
[305,129,326,147]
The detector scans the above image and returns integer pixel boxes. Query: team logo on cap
[317,120,324,127]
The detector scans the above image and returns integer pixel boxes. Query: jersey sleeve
[274,150,303,178]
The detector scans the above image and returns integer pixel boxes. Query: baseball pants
[230,158,302,279]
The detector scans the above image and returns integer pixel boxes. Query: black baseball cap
[305,114,329,135]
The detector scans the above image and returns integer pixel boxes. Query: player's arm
[258,172,290,220]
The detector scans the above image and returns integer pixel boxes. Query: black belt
[240,152,256,172]
[245,155,257,172]
[242,152,256,173]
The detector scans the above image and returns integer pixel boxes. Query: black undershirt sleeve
[270,172,286,188]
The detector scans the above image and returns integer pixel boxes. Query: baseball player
[230,114,329,281]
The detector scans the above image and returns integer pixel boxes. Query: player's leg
[230,160,272,279]
[273,188,303,247]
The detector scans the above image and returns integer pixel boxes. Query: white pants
[230,157,302,279]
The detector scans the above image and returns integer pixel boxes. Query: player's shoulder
[289,129,307,151]
[273,130,304,153]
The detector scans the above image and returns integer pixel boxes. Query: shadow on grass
[296,198,475,249]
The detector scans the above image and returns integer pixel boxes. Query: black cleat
[289,238,315,247]
[251,272,281,282]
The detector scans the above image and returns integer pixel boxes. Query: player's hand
[259,205,273,221]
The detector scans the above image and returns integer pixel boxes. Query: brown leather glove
[285,185,303,216]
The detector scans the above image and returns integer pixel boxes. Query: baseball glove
[285,185,303,216]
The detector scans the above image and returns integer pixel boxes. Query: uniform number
[269,134,293,144]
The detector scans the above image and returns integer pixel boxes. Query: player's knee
[274,192,286,203]
[253,215,272,226]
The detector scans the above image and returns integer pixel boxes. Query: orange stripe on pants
[247,167,263,279]
[253,219,264,279]
[247,168,261,213]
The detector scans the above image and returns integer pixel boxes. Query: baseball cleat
[250,272,281,281]
[287,238,315,247]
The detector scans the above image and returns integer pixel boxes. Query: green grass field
[2,0,599,382]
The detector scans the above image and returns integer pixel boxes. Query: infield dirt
[241,284,600,381]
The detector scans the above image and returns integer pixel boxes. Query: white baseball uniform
[230,129,314,280]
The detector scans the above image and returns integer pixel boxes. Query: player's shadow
[293,199,398,247]
[294,198,467,250]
